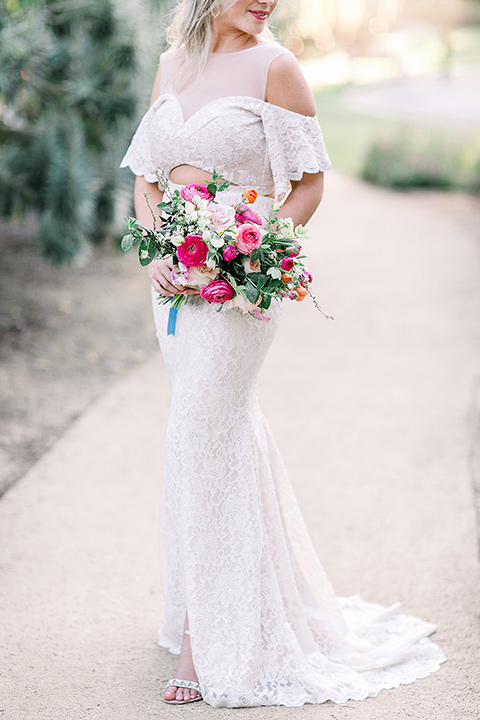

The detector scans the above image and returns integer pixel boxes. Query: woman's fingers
[148,260,182,295]
[149,276,167,294]
[147,258,201,297]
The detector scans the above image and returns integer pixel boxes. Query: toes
[164,685,177,701]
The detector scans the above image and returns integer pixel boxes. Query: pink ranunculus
[234,203,262,227]
[180,183,214,203]
[236,223,262,255]
[209,203,236,232]
[281,256,294,271]
[289,247,301,257]
[222,244,238,261]
[200,279,235,303]
[176,235,209,267]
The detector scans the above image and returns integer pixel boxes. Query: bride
[120,0,446,708]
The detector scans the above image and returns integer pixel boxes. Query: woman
[120,0,445,708]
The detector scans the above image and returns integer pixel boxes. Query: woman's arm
[134,63,164,230]
[265,54,325,226]
[133,64,188,297]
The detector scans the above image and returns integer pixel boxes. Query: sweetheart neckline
[150,93,318,126]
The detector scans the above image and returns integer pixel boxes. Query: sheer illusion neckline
[209,42,265,55]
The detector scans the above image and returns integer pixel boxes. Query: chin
[244,19,267,34]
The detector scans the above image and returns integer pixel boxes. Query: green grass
[314,84,480,191]
[450,25,480,67]
[313,85,402,175]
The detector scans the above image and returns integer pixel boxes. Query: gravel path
[1,172,479,718]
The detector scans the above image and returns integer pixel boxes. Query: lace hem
[151,294,445,709]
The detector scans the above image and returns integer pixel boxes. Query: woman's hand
[148,257,182,296]
[148,257,200,297]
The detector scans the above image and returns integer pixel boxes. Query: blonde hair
[166,0,274,89]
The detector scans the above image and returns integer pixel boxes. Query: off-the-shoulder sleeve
[261,103,332,198]
[119,103,160,184]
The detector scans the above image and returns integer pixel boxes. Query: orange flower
[242,188,258,204]
[281,273,293,283]
[295,286,308,301]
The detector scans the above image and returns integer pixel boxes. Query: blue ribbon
[167,305,178,336]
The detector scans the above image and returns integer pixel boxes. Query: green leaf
[138,237,157,266]
[120,233,134,252]
[246,272,268,290]
[245,283,259,303]
[256,273,269,290]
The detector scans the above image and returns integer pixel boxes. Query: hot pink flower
[236,223,262,254]
[289,247,301,257]
[176,235,209,267]
[222,244,238,261]
[234,203,262,227]
[281,256,294,271]
[180,183,214,203]
[200,279,235,303]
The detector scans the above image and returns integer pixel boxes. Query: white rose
[186,265,219,287]
[209,202,236,233]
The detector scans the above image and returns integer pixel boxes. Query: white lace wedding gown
[120,41,446,708]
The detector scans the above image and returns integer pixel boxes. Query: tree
[0,0,138,263]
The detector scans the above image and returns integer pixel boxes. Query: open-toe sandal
[164,678,202,705]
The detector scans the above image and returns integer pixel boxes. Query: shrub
[362,128,480,192]
[0,0,138,264]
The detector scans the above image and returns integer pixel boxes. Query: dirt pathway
[1,173,480,719]
[0,220,157,495]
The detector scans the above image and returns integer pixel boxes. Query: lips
[250,10,268,20]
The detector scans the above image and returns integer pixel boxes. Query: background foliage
[0,0,140,263]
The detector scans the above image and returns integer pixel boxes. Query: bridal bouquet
[121,171,331,333]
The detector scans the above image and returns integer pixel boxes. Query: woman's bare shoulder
[265,52,316,117]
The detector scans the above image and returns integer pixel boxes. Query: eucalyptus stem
[143,192,159,231]
[308,288,334,320]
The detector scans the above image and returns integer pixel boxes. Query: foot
[164,632,201,703]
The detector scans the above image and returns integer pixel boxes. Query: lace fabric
[119,42,331,198]
[150,183,446,708]
[120,95,331,198]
